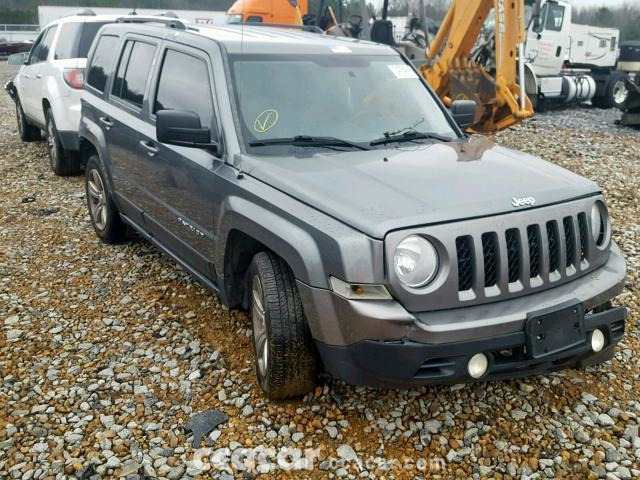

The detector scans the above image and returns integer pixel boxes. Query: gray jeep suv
[79,19,627,398]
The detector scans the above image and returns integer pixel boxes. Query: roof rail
[241,23,323,34]
[63,8,96,18]
[115,16,188,30]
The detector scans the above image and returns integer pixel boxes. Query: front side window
[154,49,213,128]
[112,40,157,107]
[544,4,565,32]
[230,54,457,151]
[54,22,109,60]
[87,35,119,93]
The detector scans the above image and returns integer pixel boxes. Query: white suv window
[29,26,57,64]
[54,22,110,60]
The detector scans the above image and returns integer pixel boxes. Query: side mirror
[450,100,476,129]
[7,52,27,65]
[532,16,542,34]
[156,110,218,152]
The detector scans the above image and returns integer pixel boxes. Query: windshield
[229,54,458,151]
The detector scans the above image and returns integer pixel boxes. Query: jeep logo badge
[512,196,536,208]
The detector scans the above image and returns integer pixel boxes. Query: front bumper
[316,305,625,387]
[298,243,627,387]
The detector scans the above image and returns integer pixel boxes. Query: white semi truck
[523,0,627,110]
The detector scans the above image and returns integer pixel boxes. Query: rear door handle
[99,116,113,130]
[139,140,159,157]
[35,74,42,79]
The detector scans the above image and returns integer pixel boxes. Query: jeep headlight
[393,236,439,288]
[590,201,608,246]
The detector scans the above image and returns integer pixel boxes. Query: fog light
[467,353,488,379]
[591,329,605,353]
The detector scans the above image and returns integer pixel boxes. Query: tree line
[2,0,639,42]
[385,0,640,41]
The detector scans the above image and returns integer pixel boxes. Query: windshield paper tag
[388,64,417,79]
[331,46,352,53]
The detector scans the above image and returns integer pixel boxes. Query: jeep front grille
[456,213,592,293]
[385,197,612,312]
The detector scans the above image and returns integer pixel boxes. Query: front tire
[85,154,127,244]
[15,99,41,142]
[46,109,81,176]
[249,252,317,399]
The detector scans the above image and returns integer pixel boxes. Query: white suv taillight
[63,68,85,89]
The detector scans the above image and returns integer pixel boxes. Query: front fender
[212,171,385,292]
[215,195,325,287]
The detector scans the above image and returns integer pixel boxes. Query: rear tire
[592,71,628,109]
[85,154,128,244]
[15,99,41,142]
[46,109,81,176]
[248,251,317,399]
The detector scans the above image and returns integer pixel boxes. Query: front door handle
[139,140,159,157]
[22,73,30,79]
[36,73,42,79]
[99,116,113,130]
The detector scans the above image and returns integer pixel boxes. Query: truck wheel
[593,71,628,109]
[248,251,317,399]
[85,154,128,244]
[15,99,41,142]
[46,109,81,176]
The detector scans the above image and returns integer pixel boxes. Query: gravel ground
[0,61,639,480]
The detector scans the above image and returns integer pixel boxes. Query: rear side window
[54,22,109,60]
[86,35,119,93]
[154,49,213,128]
[112,40,157,108]
[30,26,57,64]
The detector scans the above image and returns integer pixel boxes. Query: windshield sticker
[387,64,418,79]
[331,46,352,53]
[253,109,279,133]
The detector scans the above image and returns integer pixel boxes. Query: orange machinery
[226,0,308,25]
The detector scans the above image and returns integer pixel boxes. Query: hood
[241,137,600,239]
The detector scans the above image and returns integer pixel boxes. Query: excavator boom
[421,0,534,132]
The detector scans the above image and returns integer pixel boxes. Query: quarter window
[112,40,157,107]
[54,22,109,60]
[86,35,119,93]
[154,49,213,128]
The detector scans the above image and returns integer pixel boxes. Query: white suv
[9,10,117,175]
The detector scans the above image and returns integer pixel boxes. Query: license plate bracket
[526,303,585,359]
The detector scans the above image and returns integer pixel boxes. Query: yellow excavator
[225,0,534,132]
[418,0,534,132]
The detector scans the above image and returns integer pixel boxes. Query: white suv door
[20,25,58,126]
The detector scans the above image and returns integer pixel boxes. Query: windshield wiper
[369,130,454,147]
[248,135,370,151]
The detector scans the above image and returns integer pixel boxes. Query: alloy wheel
[251,274,269,379]
[613,80,628,106]
[87,169,107,231]
[47,118,58,170]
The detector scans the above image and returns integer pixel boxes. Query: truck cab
[226,0,308,24]
[523,0,625,109]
